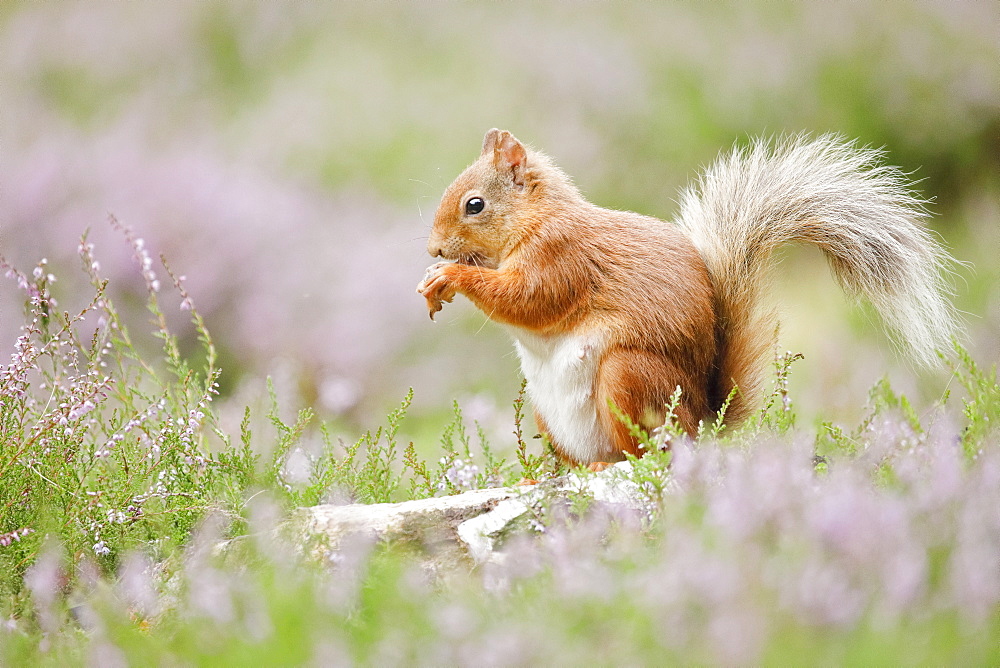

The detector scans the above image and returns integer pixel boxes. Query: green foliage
[306,389,412,505]
[0,228,536,615]
[950,343,1000,457]
[867,377,923,433]
[755,349,806,432]
[0,230,243,602]
[4,228,1000,665]
[513,378,545,481]
[699,384,738,440]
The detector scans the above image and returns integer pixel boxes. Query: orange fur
[417,129,958,464]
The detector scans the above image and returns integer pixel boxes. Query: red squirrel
[417,129,959,466]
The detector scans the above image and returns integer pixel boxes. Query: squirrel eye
[465,197,485,216]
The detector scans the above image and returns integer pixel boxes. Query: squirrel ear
[496,131,528,189]
[481,129,528,188]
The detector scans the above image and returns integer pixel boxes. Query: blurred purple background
[2,2,998,437]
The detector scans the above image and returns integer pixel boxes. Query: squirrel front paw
[416,261,457,320]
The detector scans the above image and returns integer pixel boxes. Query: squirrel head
[427,129,574,268]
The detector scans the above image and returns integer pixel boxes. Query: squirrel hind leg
[596,348,706,457]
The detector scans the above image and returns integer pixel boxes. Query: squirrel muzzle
[426,231,449,259]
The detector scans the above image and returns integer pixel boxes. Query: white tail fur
[676,135,960,413]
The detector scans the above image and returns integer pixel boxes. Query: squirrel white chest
[509,329,612,463]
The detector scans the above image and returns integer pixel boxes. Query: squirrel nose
[427,240,443,258]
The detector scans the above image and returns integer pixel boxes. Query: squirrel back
[418,130,959,463]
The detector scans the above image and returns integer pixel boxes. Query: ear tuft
[481,128,502,156]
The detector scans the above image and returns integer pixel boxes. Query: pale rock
[297,487,516,565]
[297,461,654,566]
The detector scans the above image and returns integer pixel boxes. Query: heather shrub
[6,393,1000,664]
[2,226,1000,664]
[0,225,510,618]
[0,226,231,601]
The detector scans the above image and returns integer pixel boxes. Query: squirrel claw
[418,262,456,320]
[426,297,444,320]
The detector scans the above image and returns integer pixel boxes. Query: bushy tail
[675,134,960,422]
